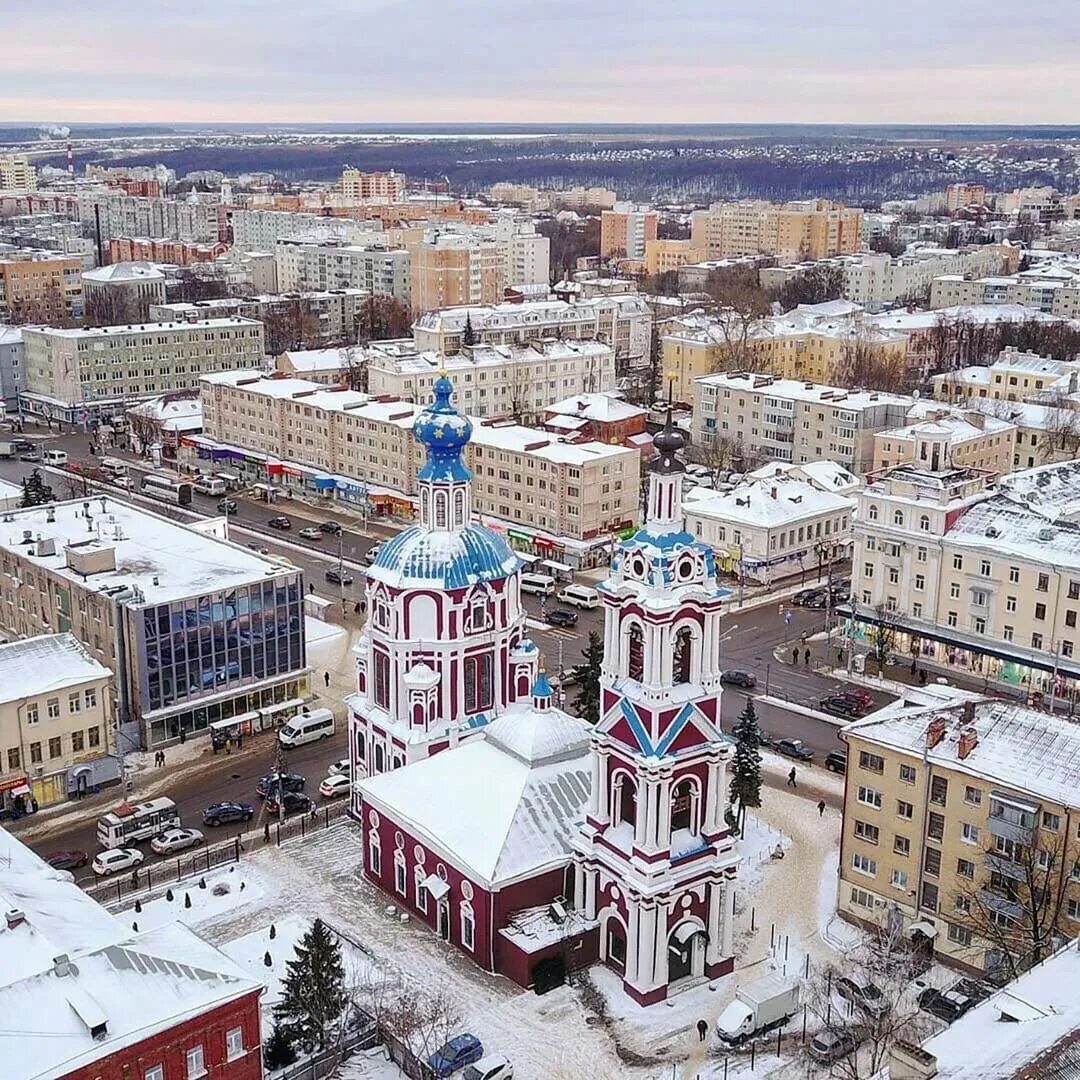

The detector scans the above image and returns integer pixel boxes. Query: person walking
[696,1019,708,1042]
[225,737,232,755]
[817,799,826,817]
[787,766,797,789]
[354,601,361,614]
[803,647,810,666]
[263,821,271,844]
[323,670,331,688]
[791,646,798,665]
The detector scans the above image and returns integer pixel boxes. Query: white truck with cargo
[715,974,800,1045]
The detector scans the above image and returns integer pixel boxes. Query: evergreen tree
[263,1023,298,1070]
[274,918,348,1051]
[571,630,604,725]
[728,696,763,830]
[463,313,476,347]
[19,469,54,508]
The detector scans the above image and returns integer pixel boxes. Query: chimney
[5,909,26,930]
[961,700,976,724]
[926,716,947,749]
[53,954,72,977]
[958,728,978,760]
[890,1040,938,1080]
[770,486,777,499]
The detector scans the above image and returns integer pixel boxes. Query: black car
[265,791,316,816]
[202,801,254,826]
[804,592,830,610]
[720,670,757,689]
[954,978,993,1004]
[793,588,827,607]
[820,695,865,720]
[325,566,354,586]
[828,692,870,715]
[256,772,306,798]
[217,499,238,513]
[824,750,848,773]
[545,608,578,628]
[773,737,815,761]
[46,849,89,871]
[918,987,975,1023]
[319,520,343,534]
[268,515,291,530]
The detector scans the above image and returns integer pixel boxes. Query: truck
[0,440,15,459]
[715,974,801,1045]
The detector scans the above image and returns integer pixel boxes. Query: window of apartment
[930,776,949,806]
[852,852,877,877]
[1003,625,1014,642]
[953,555,963,571]
[6,748,19,771]
[48,737,62,759]
[145,1068,164,1080]
[186,1045,206,1080]
[923,847,942,876]
[47,698,60,719]
[71,730,84,752]
[949,582,961,599]
[928,812,945,841]
[1043,811,1061,832]
[888,567,900,585]
[980,559,992,577]
[1009,566,1021,584]
[899,763,917,785]
[1037,573,1049,592]
[894,835,911,856]
[226,1027,245,1060]
[890,868,909,890]
[914,574,925,591]
[1035,602,1047,621]
[1068,899,1080,921]
[26,702,38,725]
[919,515,930,532]
[864,562,874,579]
[68,692,80,713]
[913,601,923,618]
[947,923,972,946]
[29,742,41,764]
[964,786,982,806]
[920,881,939,912]
[916,545,928,563]
[857,786,883,809]
[961,823,980,844]
[897,799,914,820]
[854,820,880,844]
[947,611,958,627]
[84,688,96,709]
[1033,632,1044,650]
[957,857,975,880]
[1004,594,1018,613]
[868,504,879,521]
[850,886,874,909]
[973,616,987,635]
[954,893,971,913]
[859,751,885,774]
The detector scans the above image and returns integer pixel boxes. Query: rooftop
[0,633,110,706]
[26,317,261,339]
[545,392,646,424]
[684,477,854,528]
[81,261,165,284]
[696,371,911,410]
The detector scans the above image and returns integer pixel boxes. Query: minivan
[520,572,557,596]
[42,449,68,466]
[557,584,600,609]
[193,476,227,496]
[278,708,335,748]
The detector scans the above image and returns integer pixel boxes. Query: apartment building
[409,232,505,313]
[931,348,1080,405]
[0,154,38,191]
[0,250,84,324]
[21,317,264,421]
[487,183,547,210]
[683,476,854,582]
[690,199,862,263]
[552,186,618,211]
[873,405,1017,478]
[0,633,116,812]
[82,261,167,323]
[493,215,551,289]
[693,371,911,473]
[0,497,309,748]
[76,190,223,244]
[274,238,411,304]
[107,235,229,265]
[340,168,406,202]
[600,205,658,260]
[197,371,639,565]
[0,325,23,405]
[945,182,987,211]
[848,458,1080,701]
[231,208,383,250]
[838,694,1080,977]
[930,262,1080,319]
[365,337,615,422]
[644,238,707,277]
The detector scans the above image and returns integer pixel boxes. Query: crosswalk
[525,617,581,643]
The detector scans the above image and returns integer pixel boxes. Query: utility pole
[338,531,346,616]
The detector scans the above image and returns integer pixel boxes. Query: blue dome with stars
[414,374,473,483]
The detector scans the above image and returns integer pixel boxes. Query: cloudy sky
[4,0,1078,125]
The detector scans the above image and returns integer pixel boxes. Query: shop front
[0,774,34,819]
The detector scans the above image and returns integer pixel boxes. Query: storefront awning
[0,775,29,794]
[906,920,938,940]
[516,552,539,564]
[541,559,572,575]
[422,873,449,901]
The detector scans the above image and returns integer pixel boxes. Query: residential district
[2,144,1080,1080]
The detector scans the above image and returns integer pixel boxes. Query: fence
[268,1018,380,1080]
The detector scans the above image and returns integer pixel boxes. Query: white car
[92,848,145,876]
[463,1057,513,1080]
[150,827,205,855]
[328,758,351,776]
[319,774,352,799]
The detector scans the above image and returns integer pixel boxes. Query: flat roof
[27,317,261,339]
[0,633,111,705]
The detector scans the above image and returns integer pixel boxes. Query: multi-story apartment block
[873,405,1017,478]
[0,154,38,191]
[76,190,223,244]
[644,238,707,277]
[0,633,116,812]
[197,371,639,565]
[691,199,862,263]
[409,232,505,313]
[930,261,1080,319]
[931,348,1080,405]
[274,238,411,304]
[107,235,229,265]
[0,497,309,748]
[945,182,987,211]
[21,317,264,421]
[493,215,551,289]
[838,694,1080,977]
[0,250,84,324]
[0,325,24,406]
[340,168,406,202]
[364,337,615,422]
[848,458,1080,701]
[231,208,383,250]
[600,205,658,260]
[487,182,548,210]
[82,262,167,323]
[693,371,911,473]
[552,186,618,211]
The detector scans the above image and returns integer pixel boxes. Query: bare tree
[837,324,908,392]
[686,435,737,480]
[869,603,897,671]
[1037,390,1080,463]
[338,345,367,393]
[357,294,412,343]
[84,287,137,327]
[704,266,772,373]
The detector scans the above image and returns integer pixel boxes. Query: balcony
[984,852,1027,883]
[988,815,1033,845]
[978,889,1024,922]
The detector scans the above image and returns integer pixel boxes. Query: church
[350,374,741,1002]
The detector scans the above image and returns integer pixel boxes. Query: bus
[99,457,129,479]
[97,797,181,848]
[142,473,194,506]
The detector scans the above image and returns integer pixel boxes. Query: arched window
[393,850,406,895]
[868,504,879,521]
[367,829,381,876]
[671,778,700,835]
[420,488,430,522]
[373,650,391,709]
[464,653,493,714]
[460,901,475,951]
[893,510,904,527]
[673,627,693,684]
[615,773,637,828]
[453,488,466,526]
[627,624,644,682]
[919,514,930,532]
[374,743,385,774]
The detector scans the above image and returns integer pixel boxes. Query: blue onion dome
[370,524,520,589]
[414,374,474,483]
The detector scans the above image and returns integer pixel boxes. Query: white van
[278,708,335,748]
[557,584,600,609]
[520,572,557,596]
[42,449,68,466]
[193,476,227,496]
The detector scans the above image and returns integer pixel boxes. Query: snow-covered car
[150,827,205,855]
[92,848,145,876]
[462,1056,513,1080]
[328,758,350,776]
[318,774,352,799]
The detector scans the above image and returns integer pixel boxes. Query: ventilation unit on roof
[985,526,999,538]
[1038,527,1054,541]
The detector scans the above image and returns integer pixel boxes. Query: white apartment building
[693,371,912,473]
[274,238,411,304]
[21,317,264,421]
[76,190,221,244]
[230,209,382,251]
[0,155,38,192]
[552,186,618,210]
[197,371,639,565]
[930,348,1080,405]
[364,337,615,422]
[930,259,1080,319]
[493,215,551,289]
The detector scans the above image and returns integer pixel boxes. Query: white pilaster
[626,901,640,984]
[585,869,597,919]
[657,775,673,849]
[652,902,668,986]
[574,862,585,909]
[706,881,723,965]
[635,778,651,847]
[596,751,610,824]
[588,752,602,816]
[704,757,722,832]
[721,882,735,959]
[638,904,658,991]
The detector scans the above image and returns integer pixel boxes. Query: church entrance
[668,923,707,985]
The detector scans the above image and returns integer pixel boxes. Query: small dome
[414,375,474,483]
[652,413,686,474]
[370,523,520,589]
[486,704,589,766]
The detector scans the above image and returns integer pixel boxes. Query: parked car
[202,801,254,827]
[836,976,890,1021]
[268,515,292,530]
[256,772,306,798]
[92,848,144,876]
[265,791,316,816]
[545,608,578,628]
[150,827,205,855]
[804,592,829,610]
[325,566,354,586]
[462,1055,514,1080]
[773,738,815,762]
[428,1034,484,1077]
[328,758,351,775]
[298,526,323,540]
[807,1028,858,1065]
[954,978,993,1004]
[113,475,133,490]
[46,850,89,871]
[819,695,865,720]
[19,449,41,462]
[319,774,352,799]
[793,588,827,607]
[824,750,848,773]
[720,670,757,689]
[836,686,875,709]
[918,987,975,1023]
[319,520,342,534]
[217,499,238,514]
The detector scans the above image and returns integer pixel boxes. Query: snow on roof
[368,338,612,376]
[747,459,860,493]
[883,407,1015,442]
[126,394,203,431]
[684,478,854,529]
[696,371,911,410]
[0,497,295,604]
[33,317,261,339]
[844,696,1080,808]
[871,304,1065,332]
[949,496,1080,567]
[281,347,353,372]
[0,325,23,346]
[915,939,1080,1078]
[82,261,165,283]
[0,633,110,706]
[545,392,646,424]
[997,459,1080,522]
[360,702,591,886]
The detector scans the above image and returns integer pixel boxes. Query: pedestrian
[179,728,186,745]
[236,733,243,750]
[309,583,314,594]
[787,766,797,789]
[804,647,810,666]
[324,670,330,688]
[263,821,271,844]
[310,803,318,822]
[910,658,917,675]
[225,737,232,755]
[696,1019,708,1042]
[837,648,844,666]
[360,600,366,614]
[791,646,798,665]
[88,442,95,455]
[817,799,826,817]
[354,600,361,614]
[919,669,928,686]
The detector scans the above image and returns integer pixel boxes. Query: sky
[3,0,1079,125]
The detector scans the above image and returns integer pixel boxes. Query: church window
[394,851,406,896]
[453,488,466,526]
[469,597,488,631]
[673,627,693,684]
[374,650,391,709]
[627,624,644,681]
[368,830,381,876]
[606,921,626,968]
[464,653,493,714]
[435,492,448,528]
[671,778,700,834]
[460,901,475,951]
[415,867,428,913]
[615,773,637,828]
